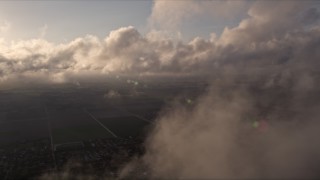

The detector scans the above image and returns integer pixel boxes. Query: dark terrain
[0,76,207,179]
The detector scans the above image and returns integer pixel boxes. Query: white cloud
[0,1,318,87]
[147,0,250,39]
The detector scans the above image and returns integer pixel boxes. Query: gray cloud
[118,1,320,179]
[124,79,320,178]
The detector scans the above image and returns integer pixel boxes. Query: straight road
[108,104,153,124]
[44,105,57,170]
[83,108,118,138]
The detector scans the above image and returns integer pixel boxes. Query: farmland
[0,76,207,147]
[0,77,207,179]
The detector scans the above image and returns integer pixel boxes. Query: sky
[0,1,153,43]
[0,0,247,43]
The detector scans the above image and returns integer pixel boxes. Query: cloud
[118,1,320,179]
[0,1,318,89]
[218,1,304,45]
[301,7,320,26]
[120,73,320,178]
[148,0,199,31]
[148,0,250,31]
[104,89,120,99]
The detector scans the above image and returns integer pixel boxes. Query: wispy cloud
[39,24,48,38]
[0,20,11,33]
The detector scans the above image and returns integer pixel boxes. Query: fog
[120,70,320,178]
[118,1,320,179]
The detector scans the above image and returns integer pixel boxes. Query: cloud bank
[0,1,319,87]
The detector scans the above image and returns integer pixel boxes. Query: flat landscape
[98,116,150,138]
[0,78,207,179]
[0,77,206,147]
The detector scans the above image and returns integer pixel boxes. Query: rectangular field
[98,116,150,138]
[86,107,130,119]
[5,108,46,122]
[48,108,115,145]
[52,125,114,144]
[0,119,49,146]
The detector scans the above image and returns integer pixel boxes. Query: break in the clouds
[0,0,319,85]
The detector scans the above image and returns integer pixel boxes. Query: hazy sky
[0,0,248,43]
[0,0,320,85]
[0,1,153,42]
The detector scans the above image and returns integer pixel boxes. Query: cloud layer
[0,1,319,88]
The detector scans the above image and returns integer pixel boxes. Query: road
[83,108,118,138]
[44,105,57,170]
